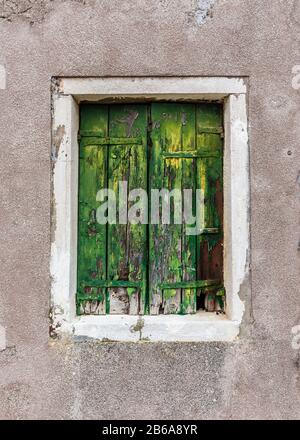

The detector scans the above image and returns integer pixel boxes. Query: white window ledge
[68,313,239,342]
[51,77,249,342]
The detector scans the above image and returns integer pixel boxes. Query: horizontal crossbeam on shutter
[79,280,142,288]
[159,279,221,290]
[198,127,223,135]
[79,134,143,145]
[162,150,221,159]
[200,228,220,234]
[77,294,105,302]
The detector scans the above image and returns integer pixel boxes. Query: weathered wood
[149,104,178,313]
[162,150,221,159]
[80,136,143,146]
[196,103,224,311]
[77,102,225,316]
[160,280,220,289]
[77,105,108,315]
[181,105,197,314]
[149,103,197,314]
[79,298,105,315]
[78,280,142,288]
[107,105,148,314]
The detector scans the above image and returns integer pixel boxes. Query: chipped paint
[0,0,87,23]
[51,94,79,332]
[50,123,66,244]
[49,305,62,339]
[77,103,224,316]
[52,125,66,162]
[188,0,215,26]
[223,94,249,324]
[195,0,215,25]
[0,0,49,23]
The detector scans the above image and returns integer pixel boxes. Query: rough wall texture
[0,0,300,419]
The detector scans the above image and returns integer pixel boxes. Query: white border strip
[50,95,78,333]
[60,77,246,100]
[73,314,239,342]
[0,65,6,90]
[51,77,249,342]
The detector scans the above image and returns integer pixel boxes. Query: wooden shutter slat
[77,104,108,315]
[162,150,221,159]
[149,103,181,314]
[149,103,197,314]
[79,136,143,145]
[107,105,148,315]
[196,104,224,308]
[160,279,220,289]
[180,105,197,314]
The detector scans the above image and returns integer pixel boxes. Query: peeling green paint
[77,103,224,316]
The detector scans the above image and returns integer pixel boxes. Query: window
[77,103,225,316]
[51,77,248,341]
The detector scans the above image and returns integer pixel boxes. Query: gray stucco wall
[0,0,300,419]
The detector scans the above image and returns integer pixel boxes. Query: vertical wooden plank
[149,103,180,314]
[181,105,197,314]
[148,104,164,314]
[77,105,108,315]
[163,149,182,314]
[107,105,148,314]
[196,103,224,311]
[150,103,196,314]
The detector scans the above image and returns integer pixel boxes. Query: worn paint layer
[77,103,224,316]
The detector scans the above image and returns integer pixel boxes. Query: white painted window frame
[50,77,249,342]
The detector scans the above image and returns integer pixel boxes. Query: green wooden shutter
[77,103,224,316]
[77,104,148,315]
[77,105,108,315]
[149,103,223,314]
[196,104,224,312]
[149,103,197,314]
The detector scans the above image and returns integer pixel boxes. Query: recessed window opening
[77,102,225,316]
